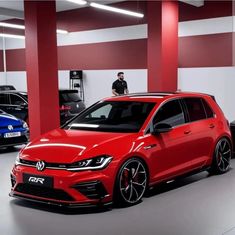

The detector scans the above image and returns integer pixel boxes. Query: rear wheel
[209,138,232,174]
[114,158,147,206]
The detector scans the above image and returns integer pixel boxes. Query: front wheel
[114,158,148,207]
[208,138,232,174]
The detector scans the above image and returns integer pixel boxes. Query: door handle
[144,144,157,150]
[209,124,215,129]
[184,130,191,134]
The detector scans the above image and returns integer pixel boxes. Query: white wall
[1,16,235,121]
[178,67,235,122]
[0,71,27,91]
[1,70,147,108]
[60,69,147,107]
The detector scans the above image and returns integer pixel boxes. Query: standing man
[112,72,129,96]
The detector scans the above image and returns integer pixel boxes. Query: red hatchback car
[10,92,232,208]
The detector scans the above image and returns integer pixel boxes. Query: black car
[0,89,85,124]
[230,121,235,156]
[0,85,16,91]
[0,91,28,121]
[59,89,86,123]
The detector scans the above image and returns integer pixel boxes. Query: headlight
[67,155,112,171]
[22,121,28,129]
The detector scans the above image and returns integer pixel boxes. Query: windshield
[21,94,28,100]
[64,101,156,133]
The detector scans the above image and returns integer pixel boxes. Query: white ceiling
[0,0,204,21]
[0,0,125,20]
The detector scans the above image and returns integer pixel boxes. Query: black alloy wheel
[114,158,147,206]
[209,138,232,174]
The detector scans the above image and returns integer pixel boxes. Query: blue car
[0,109,28,148]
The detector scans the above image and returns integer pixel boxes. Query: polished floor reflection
[1,146,235,235]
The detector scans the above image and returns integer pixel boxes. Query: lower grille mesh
[15,184,75,201]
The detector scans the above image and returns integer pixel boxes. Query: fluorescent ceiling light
[0,22,24,29]
[0,33,25,39]
[67,0,87,5]
[0,22,68,34]
[56,29,68,34]
[90,2,144,18]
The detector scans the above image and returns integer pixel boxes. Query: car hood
[22,128,138,163]
[0,112,21,127]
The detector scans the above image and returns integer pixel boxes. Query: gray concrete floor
[1,147,235,235]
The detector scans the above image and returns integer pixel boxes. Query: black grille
[0,125,22,130]
[11,174,16,188]
[0,135,28,146]
[15,184,75,201]
[19,159,70,168]
[72,181,108,199]
[20,159,36,166]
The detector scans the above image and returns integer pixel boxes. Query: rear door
[182,97,216,168]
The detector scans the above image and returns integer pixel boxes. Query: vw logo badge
[36,161,46,171]
[8,125,13,130]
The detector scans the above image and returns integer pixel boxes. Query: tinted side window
[202,99,214,118]
[10,94,25,105]
[153,100,185,127]
[0,94,8,104]
[184,98,206,122]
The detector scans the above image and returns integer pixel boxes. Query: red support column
[147,1,178,92]
[24,1,60,140]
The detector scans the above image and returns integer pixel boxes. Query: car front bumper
[10,164,116,208]
[0,134,28,148]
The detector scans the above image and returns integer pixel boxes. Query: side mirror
[152,123,172,134]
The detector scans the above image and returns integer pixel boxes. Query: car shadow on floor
[145,170,219,198]
[9,167,233,214]
[0,146,23,154]
[9,199,112,215]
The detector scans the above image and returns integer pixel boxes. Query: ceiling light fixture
[0,33,25,39]
[90,2,144,18]
[0,22,68,34]
[56,29,69,34]
[67,0,87,5]
[0,22,24,29]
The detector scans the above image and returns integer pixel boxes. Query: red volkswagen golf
[10,92,232,208]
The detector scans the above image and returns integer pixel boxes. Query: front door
[146,99,194,182]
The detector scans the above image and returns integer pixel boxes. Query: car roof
[0,90,27,95]
[0,89,77,94]
[103,92,214,102]
[59,89,78,93]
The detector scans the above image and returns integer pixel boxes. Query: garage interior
[0,0,235,235]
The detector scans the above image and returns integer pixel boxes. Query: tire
[208,137,232,174]
[114,158,148,207]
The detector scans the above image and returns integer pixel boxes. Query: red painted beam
[147,1,178,92]
[24,0,60,140]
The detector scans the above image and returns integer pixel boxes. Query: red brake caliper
[122,169,129,188]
